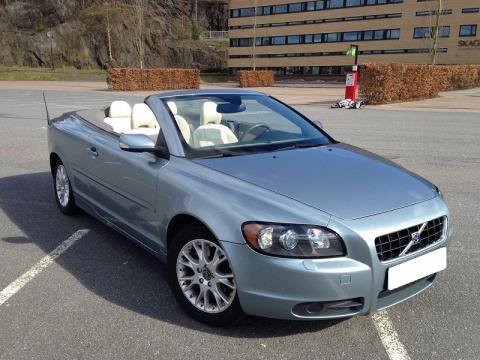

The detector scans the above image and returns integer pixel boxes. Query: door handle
[87,146,98,157]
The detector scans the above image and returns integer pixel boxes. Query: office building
[228,0,480,75]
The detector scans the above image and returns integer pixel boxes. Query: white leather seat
[104,101,132,133]
[193,101,238,147]
[193,125,239,147]
[167,101,192,144]
[126,103,160,138]
[201,101,222,125]
[131,103,158,129]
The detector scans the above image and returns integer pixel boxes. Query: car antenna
[43,92,51,125]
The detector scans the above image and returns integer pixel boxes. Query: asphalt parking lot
[0,88,479,360]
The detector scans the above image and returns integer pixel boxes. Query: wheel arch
[166,214,217,249]
[49,152,61,175]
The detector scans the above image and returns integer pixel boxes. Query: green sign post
[346,44,359,67]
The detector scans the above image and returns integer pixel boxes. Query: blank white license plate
[388,247,447,290]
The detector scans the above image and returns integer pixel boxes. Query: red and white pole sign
[345,45,359,101]
[344,71,358,101]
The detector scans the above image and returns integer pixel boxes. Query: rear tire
[53,159,77,215]
[167,223,244,326]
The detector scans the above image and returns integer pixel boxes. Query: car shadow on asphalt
[0,172,344,337]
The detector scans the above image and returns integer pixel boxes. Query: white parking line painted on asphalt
[0,229,89,307]
[372,310,411,360]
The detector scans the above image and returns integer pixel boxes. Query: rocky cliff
[0,0,229,70]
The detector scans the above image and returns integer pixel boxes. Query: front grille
[375,216,446,262]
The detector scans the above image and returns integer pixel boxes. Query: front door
[83,128,167,253]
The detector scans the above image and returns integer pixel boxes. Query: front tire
[167,223,243,326]
[53,159,77,215]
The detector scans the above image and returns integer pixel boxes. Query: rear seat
[126,103,160,138]
[104,101,132,133]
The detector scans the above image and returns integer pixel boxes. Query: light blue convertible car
[47,90,451,325]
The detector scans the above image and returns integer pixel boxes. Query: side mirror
[119,133,157,152]
[119,133,170,158]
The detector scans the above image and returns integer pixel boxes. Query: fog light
[257,227,273,249]
[279,229,298,250]
[308,228,330,249]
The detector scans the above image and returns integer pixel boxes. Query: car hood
[193,143,437,220]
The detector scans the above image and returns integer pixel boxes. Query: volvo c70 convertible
[47,89,451,325]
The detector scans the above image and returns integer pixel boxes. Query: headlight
[242,222,346,258]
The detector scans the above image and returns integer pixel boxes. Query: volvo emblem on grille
[411,232,421,243]
[399,221,428,256]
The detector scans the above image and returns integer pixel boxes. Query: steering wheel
[240,124,271,141]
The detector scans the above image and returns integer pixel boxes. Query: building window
[231,8,256,17]
[414,26,450,38]
[327,0,344,8]
[286,67,303,75]
[230,28,402,47]
[374,30,384,39]
[261,6,271,15]
[416,9,452,16]
[415,11,430,16]
[345,16,363,21]
[273,5,288,14]
[438,26,450,37]
[462,8,479,13]
[346,0,362,6]
[363,30,374,40]
[303,66,321,75]
[414,27,431,38]
[325,32,341,42]
[231,0,405,18]
[272,36,287,45]
[387,28,401,39]
[229,48,449,62]
[343,31,359,41]
[307,1,316,10]
[230,38,252,47]
[240,8,254,17]
[287,35,302,44]
[289,3,304,12]
[256,38,272,46]
[315,0,325,9]
[460,25,477,37]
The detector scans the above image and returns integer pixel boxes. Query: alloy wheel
[55,164,70,207]
[176,239,236,314]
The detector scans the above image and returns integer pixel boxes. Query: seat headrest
[131,103,158,129]
[201,101,222,125]
[109,100,131,118]
[167,101,177,115]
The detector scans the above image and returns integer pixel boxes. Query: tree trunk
[106,3,113,61]
[430,0,443,65]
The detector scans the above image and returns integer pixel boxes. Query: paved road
[0,89,479,359]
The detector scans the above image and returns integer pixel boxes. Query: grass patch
[0,66,106,81]
[200,73,229,83]
[1,66,231,83]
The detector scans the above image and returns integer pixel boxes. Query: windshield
[162,93,333,158]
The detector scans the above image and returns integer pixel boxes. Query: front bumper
[221,196,451,320]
